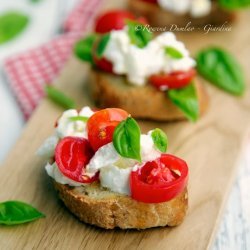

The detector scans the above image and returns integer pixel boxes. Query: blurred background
[0,0,80,161]
[0,0,249,249]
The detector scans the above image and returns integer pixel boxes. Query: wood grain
[1,1,250,249]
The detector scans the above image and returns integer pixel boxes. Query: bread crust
[91,70,209,121]
[128,0,236,27]
[54,181,188,229]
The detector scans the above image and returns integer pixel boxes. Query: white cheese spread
[157,0,211,17]
[100,165,131,195]
[56,107,94,138]
[37,135,59,159]
[45,162,83,187]
[103,30,196,86]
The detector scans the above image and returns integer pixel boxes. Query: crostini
[75,12,208,121]
[38,107,189,229]
[128,0,236,27]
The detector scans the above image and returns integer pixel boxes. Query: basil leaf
[219,0,250,9]
[113,117,141,162]
[196,47,245,95]
[45,85,76,109]
[69,116,89,122]
[0,201,45,225]
[165,46,183,59]
[127,21,152,48]
[151,128,168,153]
[96,33,110,58]
[0,11,29,45]
[74,34,98,64]
[168,83,199,122]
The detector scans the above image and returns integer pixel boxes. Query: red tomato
[149,69,196,90]
[87,108,129,151]
[55,137,97,183]
[95,10,138,34]
[130,154,188,203]
[94,57,113,73]
[95,10,135,33]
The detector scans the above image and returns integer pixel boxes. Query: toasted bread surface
[128,0,235,27]
[54,181,188,229]
[91,70,209,121]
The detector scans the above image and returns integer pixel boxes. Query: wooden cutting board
[1,0,250,249]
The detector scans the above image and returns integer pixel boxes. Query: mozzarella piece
[103,30,196,86]
[45,162,83,187]
[100,165,131,195]
[157,0,211,17]
[36,135,59,159]
[56,107,94,138]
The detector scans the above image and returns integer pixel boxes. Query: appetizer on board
[74,11,208,121]
[128,0,236,28]
[38,107,189,229]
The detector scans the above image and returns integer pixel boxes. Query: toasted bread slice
[90,70,209,121]
[128,0,235,27]
[54,181,188,229]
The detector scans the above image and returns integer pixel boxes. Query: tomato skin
[94,56,113,73]
[95,10,138,34]
[130,154,188,203]
[149,69,196,90]
[55,137,97,183]
[87,108,129,151]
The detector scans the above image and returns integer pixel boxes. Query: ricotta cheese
[157,0,211,17]
[37,135,59,159]
[56,107,94,138]
[103,30,196,86]
[45,162,83,187]
[100,165,131,195]
[42,112,163,196]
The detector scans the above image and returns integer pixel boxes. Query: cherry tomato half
[94,56,113,73]
[149,69,196,90]
[87,108,129,151]
[55,137,98,183]
[130,154,188,203]
[95,10,146,34]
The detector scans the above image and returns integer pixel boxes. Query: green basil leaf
[196,47,245,95]
[74,34,98,64]
[113,117,141,162]
[96,33,110,58]
[127,20,152,48]
[168,83,199,122]
[165,46,183,59]
[0,201,45,225]
[219,0,250,9]
[45,85,76,109]
[69,116,89,122]
[151,128,168,153]
[0,11,29,45]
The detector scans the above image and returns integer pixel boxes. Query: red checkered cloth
[4,0,103,119]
